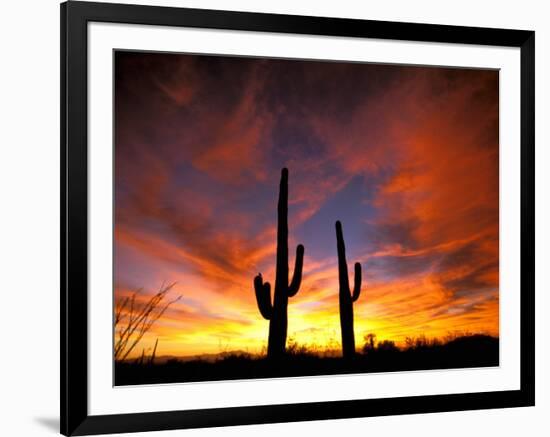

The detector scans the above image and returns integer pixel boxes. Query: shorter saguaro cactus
[335,220,362,358]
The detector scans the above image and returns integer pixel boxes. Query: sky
[114,51,499,358]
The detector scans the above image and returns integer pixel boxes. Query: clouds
[191,62,274,185]
[114,51,499,357]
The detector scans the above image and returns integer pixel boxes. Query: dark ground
[115,334,499,386]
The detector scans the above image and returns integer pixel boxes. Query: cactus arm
[351,262,362,302]
[254,274,273,320]
[288,244,304,297]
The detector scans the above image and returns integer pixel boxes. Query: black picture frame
[61,1,535,435]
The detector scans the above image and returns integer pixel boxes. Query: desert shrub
[114,282,180,361]
[377,340,399,353]
[362,333,377,354]
[286,337,309,356]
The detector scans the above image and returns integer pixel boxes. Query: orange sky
[114,52,499,358]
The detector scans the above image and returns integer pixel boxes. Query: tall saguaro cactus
[254,168,305,358]
[336,220,362,358]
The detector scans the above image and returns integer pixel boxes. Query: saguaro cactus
[335,220,362,358]
[254,168,305,358]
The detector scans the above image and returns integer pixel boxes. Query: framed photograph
[61,1,535,435]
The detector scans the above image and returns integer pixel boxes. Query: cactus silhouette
[335,220,362,358]
[254,168,305,358]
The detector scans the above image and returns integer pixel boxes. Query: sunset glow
[114,52,499,359]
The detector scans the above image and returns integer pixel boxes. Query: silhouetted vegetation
[335,220,362,358]
[115,333,499,386]
[114,283,180,361]
[254,168,305,358]
[114,169,498,386]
